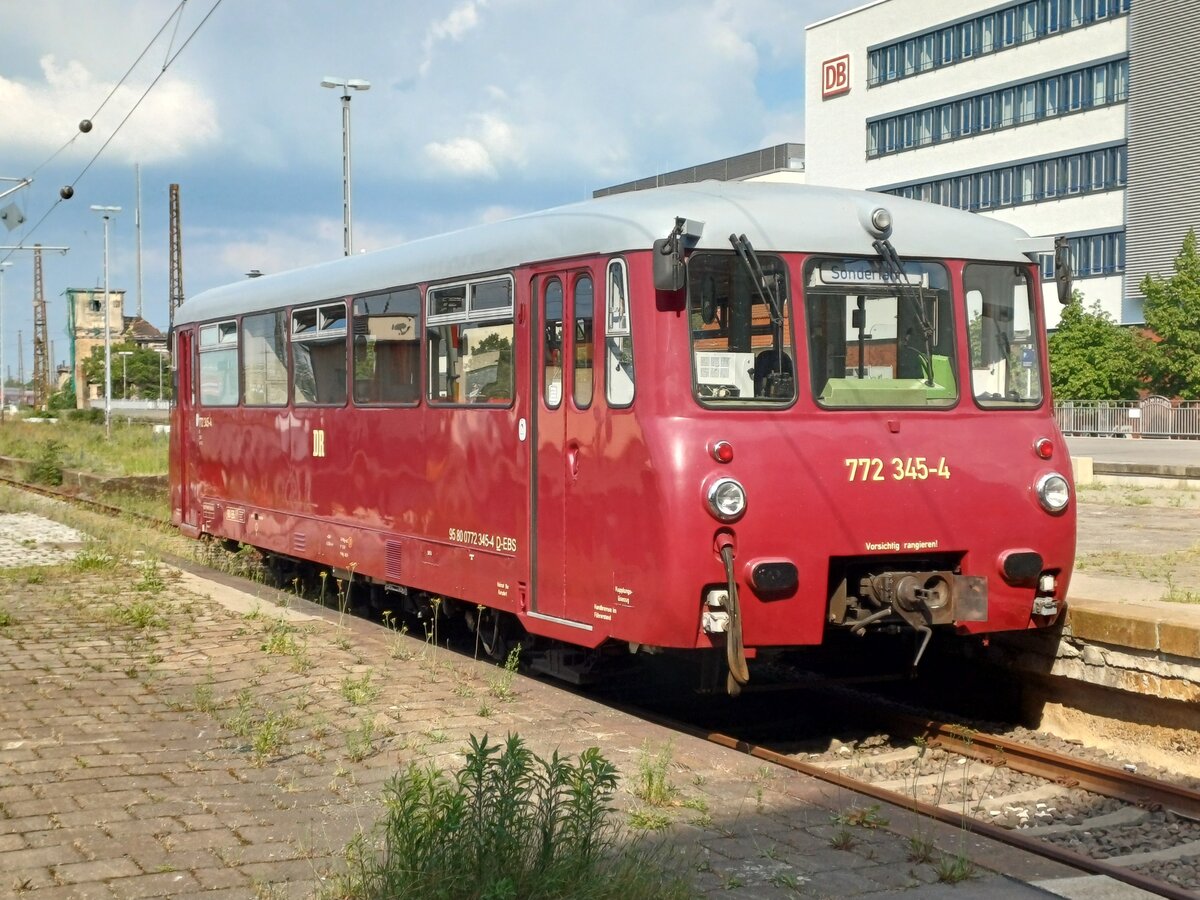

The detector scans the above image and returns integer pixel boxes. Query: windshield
[688,252,795,404]
[804,258,955,408]
[965,264,1042,406]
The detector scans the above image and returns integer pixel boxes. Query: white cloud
[424,137,499,178]
[0,54,218,164]
[418,0,490,77]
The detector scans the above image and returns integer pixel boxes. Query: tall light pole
[117,350,132,398]
[156,347,170,402]
[90,205,121,438]
[0,261,10,422]
[320,77,370,256]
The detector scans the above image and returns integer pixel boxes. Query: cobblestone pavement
[0,513,1076,898]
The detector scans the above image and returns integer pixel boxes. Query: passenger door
[530,268,595,621]
[171,329,199,533]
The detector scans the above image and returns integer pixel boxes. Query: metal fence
[1054,398,1200,439]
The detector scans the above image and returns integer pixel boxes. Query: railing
[1054,398,1200,439]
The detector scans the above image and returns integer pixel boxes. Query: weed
[0,607,14,627]
[73,542,117,571]
[934,852,976,884]
[829,827,857,850]
[627,808,673,831]
[382,611,415,660]
[340,672,380,706]
[191,682,217,714]
[346,717,377,763]
[336,733,692,898]
[252,712,289,761]
[907,832,937,863]
[260,621,300,656]
[476,703,493,718]
[135,560,166,593]
[487,643,522,701]
[111,599,164,630]
[28,441,64,486]
[833,804,889,829]
[634,739,678,808]
[769,871,805,892]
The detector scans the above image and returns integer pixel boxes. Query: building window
[866,59,1128,159]
[883,144,1128,212]
[865,0,1128,88]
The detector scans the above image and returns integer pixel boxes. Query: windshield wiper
[729,234,789,395]
[872,237,935,386]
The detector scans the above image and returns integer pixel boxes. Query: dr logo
[822,55,850,99]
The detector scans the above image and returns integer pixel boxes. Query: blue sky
[0,0,855,382]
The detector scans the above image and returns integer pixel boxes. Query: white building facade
[805,0,1199,329]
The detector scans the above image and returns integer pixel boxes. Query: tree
[80,343,173,401]
[1141,228,1200,398]
[1047,293,1146,400]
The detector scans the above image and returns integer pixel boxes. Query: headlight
[1036,473,1070,514]
[707,478,747,522]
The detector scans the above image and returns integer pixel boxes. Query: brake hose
[720,544,750,694]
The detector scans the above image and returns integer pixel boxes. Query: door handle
[566,444,580,480]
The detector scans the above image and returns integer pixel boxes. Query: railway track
[0,475,168,530]
[693,713,1200,899]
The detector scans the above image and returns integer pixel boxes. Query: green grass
[335,733,693,900]
[0,419,169,478]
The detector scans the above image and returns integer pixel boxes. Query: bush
[27,441,64,486]
[337,733,692,900]
[65,408,104,424]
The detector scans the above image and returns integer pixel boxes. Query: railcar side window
[292,302,348,405]
[804,259,955,408]
[198,320,239,406]
[427,276,514,405]
[352,287,421,405]
[687,252,795,405]
[241,312,288,406]
[573,275,594,409]
[543,278,564,409]
[964,264,1042,406]
[605,259,634,407]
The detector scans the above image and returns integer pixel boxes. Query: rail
[1055,397,1200,440]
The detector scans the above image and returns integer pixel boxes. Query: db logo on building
[822,54,850,99]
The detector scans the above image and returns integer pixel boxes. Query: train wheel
[474,607,518,661]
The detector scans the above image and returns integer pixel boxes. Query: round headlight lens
[1036,473,1070,514]
[707,478,747,522]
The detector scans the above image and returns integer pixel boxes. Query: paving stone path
[0,514,1070,898]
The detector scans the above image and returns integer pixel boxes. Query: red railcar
[170,182,1075,689]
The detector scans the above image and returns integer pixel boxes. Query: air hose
[720,543,750,694]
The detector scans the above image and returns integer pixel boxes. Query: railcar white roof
[177,181,1036,325]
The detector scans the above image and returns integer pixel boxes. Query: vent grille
[292,533,307,553]
[385,541,403,582]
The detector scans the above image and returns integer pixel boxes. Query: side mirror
[1054,235,1073,305]
[653,236,686,292]
[653,216,705,293]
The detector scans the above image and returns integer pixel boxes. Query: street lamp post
[0,261,10,422]
[117,350,132,399]
[156,348,170,402]
[320,77,370,257]
[90,205,121,438]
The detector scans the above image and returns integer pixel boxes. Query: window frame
[426,273,516,407]
[291,300,349,407]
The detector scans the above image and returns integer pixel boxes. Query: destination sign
[817,262,928,288]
